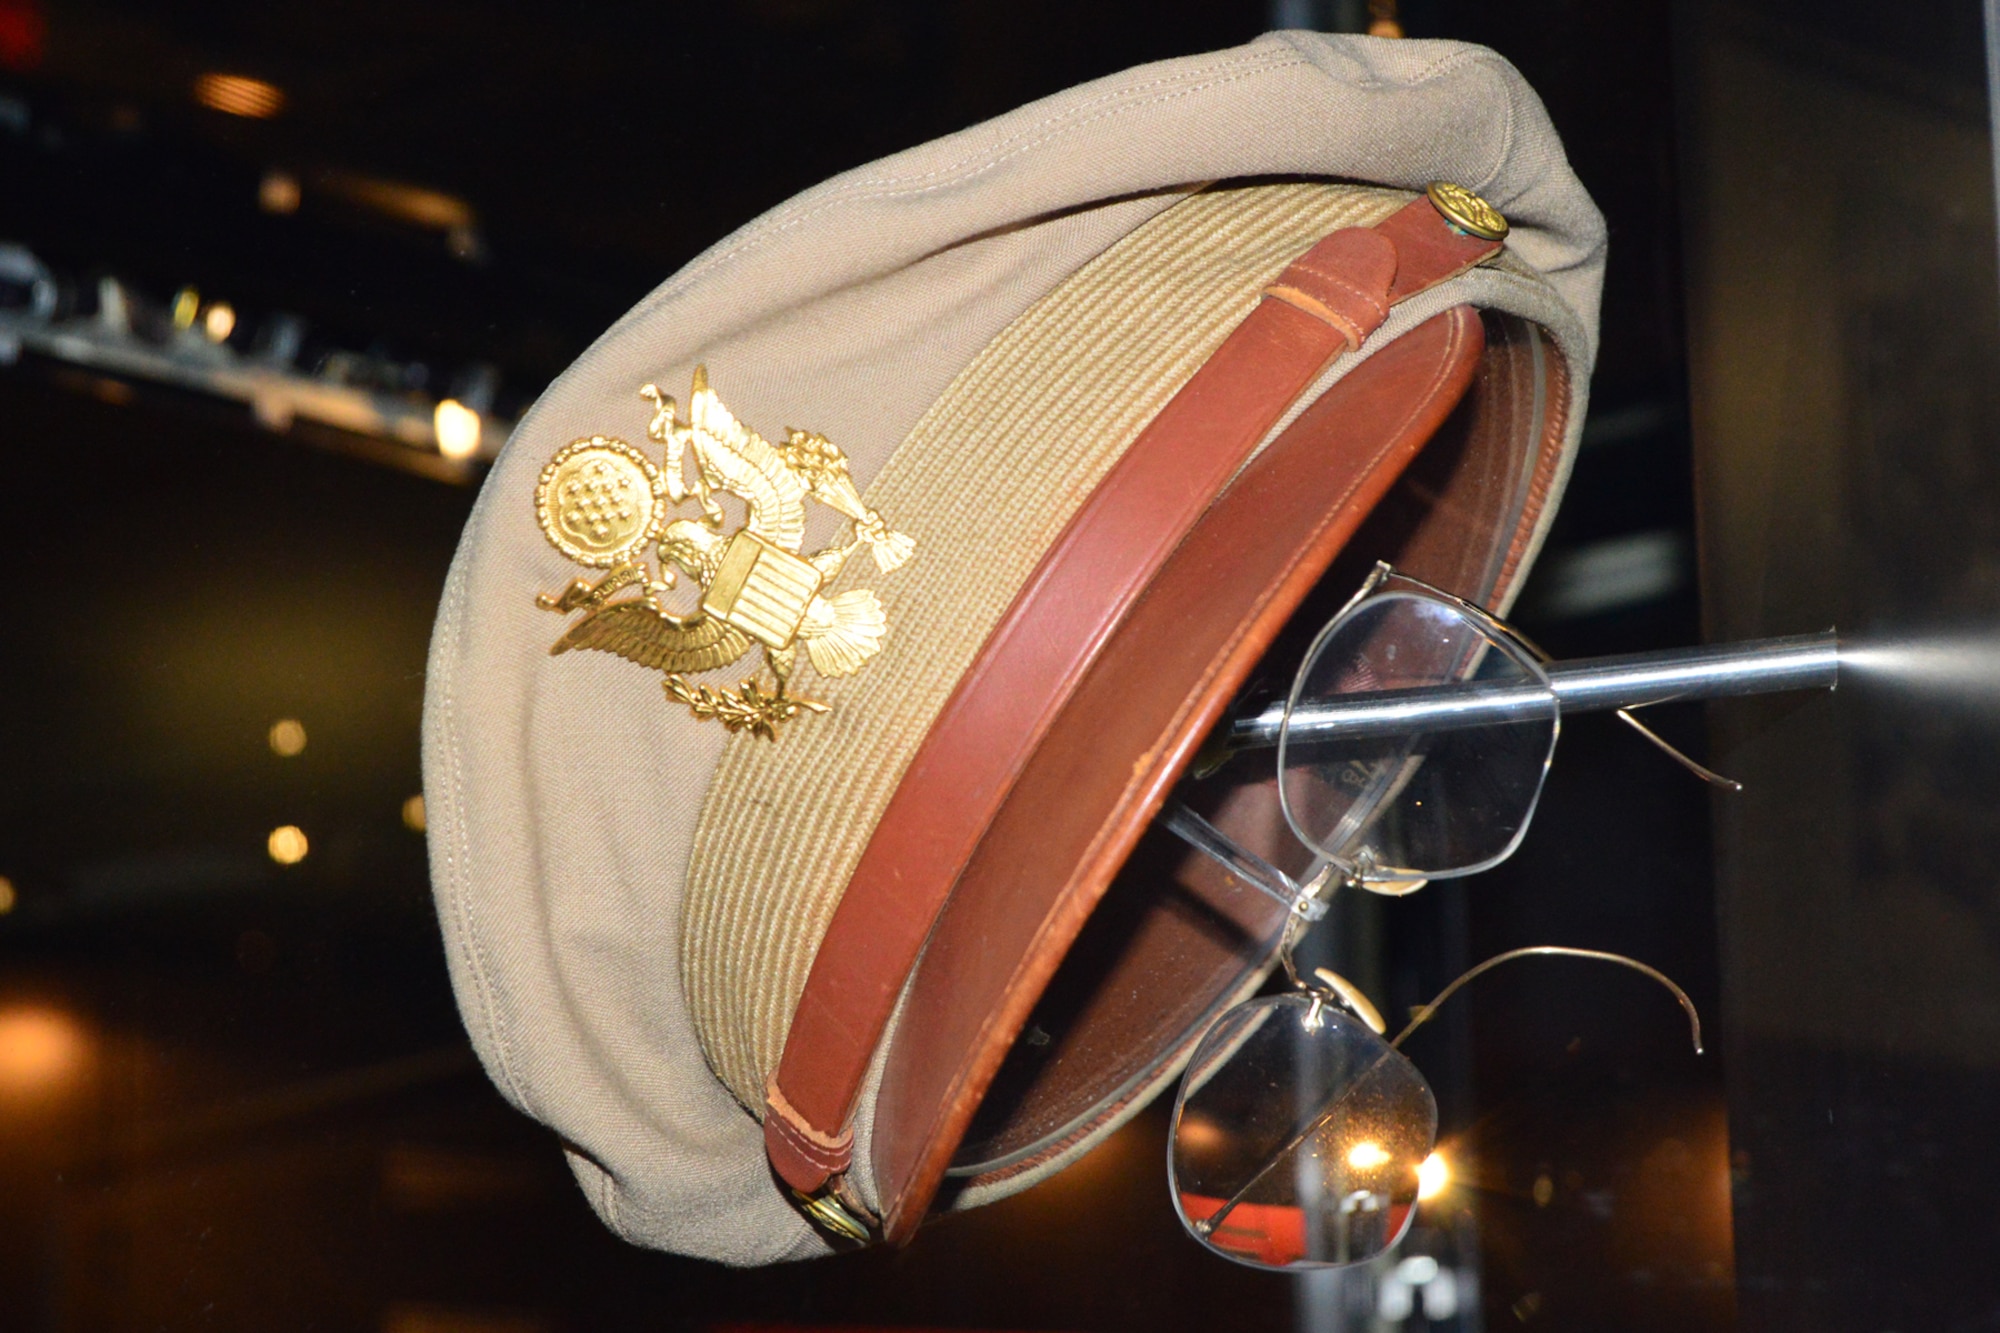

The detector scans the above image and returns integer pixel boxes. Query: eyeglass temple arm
[1387,945,1703,1054]
[1612,706,1741,790]
[1221,630,1839,753]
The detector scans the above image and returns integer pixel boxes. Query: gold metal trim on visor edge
[1424,180,1509,241]
[531,367,916,740]
[793,1187,878,1246]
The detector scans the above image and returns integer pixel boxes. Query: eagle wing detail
[550,599,753,675]
[687,369,810,552]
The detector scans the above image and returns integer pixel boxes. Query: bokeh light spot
[269,718,307,757]
[268,825,308,865]
[0,1006,88,1097]
[1416,1151,1451,1200]
[194,72,285,119]
[402,794,427,833]
[259,170,301,214]
[434,398,482,460]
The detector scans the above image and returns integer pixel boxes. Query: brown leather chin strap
[760,193,1567,1239]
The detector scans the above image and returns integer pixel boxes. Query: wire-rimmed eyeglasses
[1158,562,1837,1270]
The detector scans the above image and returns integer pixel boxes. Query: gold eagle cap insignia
[532,368,914,740]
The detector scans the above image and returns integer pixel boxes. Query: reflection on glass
[1171,996,1434,1270]
[1347,1140,1392,1170]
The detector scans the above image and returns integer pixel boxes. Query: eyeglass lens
[1169,993,1436,1270]
[1279,589,1558,880]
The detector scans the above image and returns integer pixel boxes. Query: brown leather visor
[762,193,1573,1241]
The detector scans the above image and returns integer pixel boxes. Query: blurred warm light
[194,72,285,119]
[383,1304,556,1333]
[1416,1151,1451,1200]
[445,225,486,263]
[268,825,309,865]
[1347,1140,1391,1170]
[259,170,301,214]
[0,1005,87,1097]
[322,171,473,230]
[171,286,200,330]
[402,794,427,833]
[1175,1113,1224,1153]
[0,876,14,915]
[434,398,482,460]
[268,718,307,757]
[203,302,236,342]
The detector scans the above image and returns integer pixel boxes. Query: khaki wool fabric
[423,30,1607,1267]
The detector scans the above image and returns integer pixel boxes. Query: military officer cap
[423,29,1605,1265]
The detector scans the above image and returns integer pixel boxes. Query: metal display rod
[1228,630,1840,749]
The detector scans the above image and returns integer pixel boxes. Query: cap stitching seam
[1470,61,1517,196]
[437,552,533,1112]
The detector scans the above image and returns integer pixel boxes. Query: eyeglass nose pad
[1354,875,1429,898]
[1311,967,1387,1034]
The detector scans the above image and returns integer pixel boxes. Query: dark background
[1680,1,2000,1329]
[3,0,1989,1329]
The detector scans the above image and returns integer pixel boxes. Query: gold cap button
[1425,181,1509,241]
